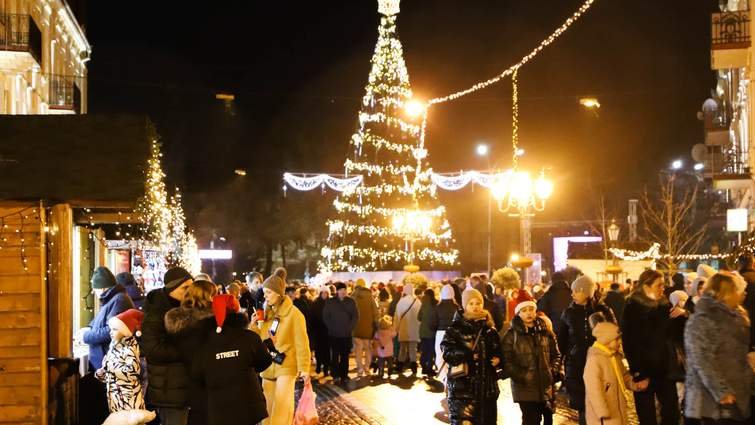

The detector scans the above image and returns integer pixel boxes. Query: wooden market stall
[0,115,152,425]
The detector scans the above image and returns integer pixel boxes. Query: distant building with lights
[0,0,89,114]
[699,0,754,236]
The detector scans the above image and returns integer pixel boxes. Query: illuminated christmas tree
[320,0,458,272]
[138,138,201,274]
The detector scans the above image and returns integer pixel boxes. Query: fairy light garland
[609,242,729,262]
[428,0,596,105]
[137,139,200,274]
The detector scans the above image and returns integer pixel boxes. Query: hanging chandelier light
[490,169,553,216]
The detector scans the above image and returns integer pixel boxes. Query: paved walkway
[298,358,639,424]
[299,374,579,424]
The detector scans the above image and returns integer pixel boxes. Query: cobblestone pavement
[295,350,643,425]
[298,372,640,425]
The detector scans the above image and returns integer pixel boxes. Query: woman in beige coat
[250,268,311,425]
[583,322,647,425]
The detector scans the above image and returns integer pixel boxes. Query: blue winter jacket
[83,284,134,369]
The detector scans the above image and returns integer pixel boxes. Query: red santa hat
[514,289,537,316]
[213,294,240,333]
[109,309,145,338]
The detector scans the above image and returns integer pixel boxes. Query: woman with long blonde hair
[684,272,751,424]
[250,267,310,425]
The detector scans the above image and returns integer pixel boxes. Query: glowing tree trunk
[319,0,458,272]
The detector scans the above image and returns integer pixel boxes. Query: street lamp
[579,97,601,109]
[606,219,622,282]
[671,159,683,170]
[392,208,433,272]
[476,144,489,157]
[490,169,553,285]
[476,143,492,275]
[404,98,426,118]
[693,163,704,171]
[490,170,553,216]
[234,168,247,176]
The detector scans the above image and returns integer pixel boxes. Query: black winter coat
[441,312,503,424]
[620,290,672,382]
[484,299,504,332]
[323,297,358,338]
[164,307,215,425]
[537,280,572,335]
[603,290,626,324]
[192,313,273,425]
[556,300,615,410]
[429,299,458,332]
[141,288,189,407]
[501,316,561,404]
[310,297,329,347]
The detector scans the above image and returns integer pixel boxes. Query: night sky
[84,0,719,270]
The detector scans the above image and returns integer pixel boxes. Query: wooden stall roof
[0,115,152,203]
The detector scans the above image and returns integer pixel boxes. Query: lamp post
[490,170,553,285]
[477,143,492,275]
[490,169,553,254]
[606,219,622,282]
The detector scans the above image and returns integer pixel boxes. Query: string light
[136,138,200,274]
[428,0,597,105]
[609,243,729,262]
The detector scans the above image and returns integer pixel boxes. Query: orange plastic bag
[294,380,319,425]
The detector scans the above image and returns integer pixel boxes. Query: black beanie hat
[91,267,117,289]
[671,272,685,288]
[115,272,137,287]
[163,267,192,291]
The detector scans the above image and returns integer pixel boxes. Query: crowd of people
[78,256,755,425]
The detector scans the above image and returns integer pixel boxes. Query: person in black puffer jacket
[441,288,503,425]
[537,272,572,335]
[621,269,679,425]
[502,290,561,425]
[557,275,615,425]
[141,267,195,425]
[164,280,217,425]
[192,294,273,425]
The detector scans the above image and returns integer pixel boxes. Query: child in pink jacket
[374,315,397,379]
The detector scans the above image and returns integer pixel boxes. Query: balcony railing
[704,144,750,179]
[712,10,751,49]
[0,12,41,63]
[48,74,84,113]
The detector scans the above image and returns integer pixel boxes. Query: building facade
[701,0,753,234]
[0,0,89,114]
